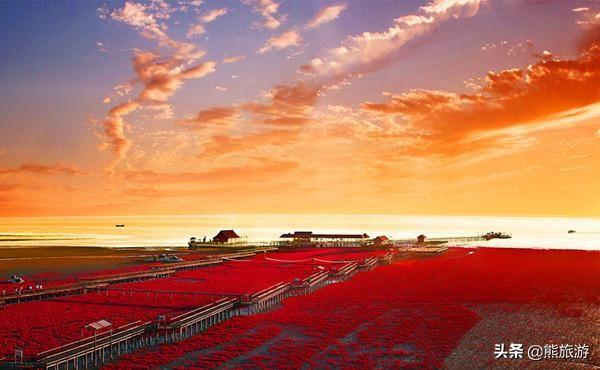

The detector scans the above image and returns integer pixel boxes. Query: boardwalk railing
[36,320,150,370]
[4,251,404,369]
[158,298,238,343]
[1,252,259,309]
[80,269,176,286]
[391,235,486,247]
[358,256,379,271]
[244,282,291,314]
[330,262,359,282]
[378,252,394,265]
[1,284,87,306]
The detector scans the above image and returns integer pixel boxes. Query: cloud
[103,54,215,160]
[299,0,484,87]
[103,100,139,161]
[0,163,87,176]
[188,0,485,163]
[110,2,157,28]
[186,23,205,38]
[186,7,228,39]
[198,129,299,158]
[361,41,600,156]
[132,51,216,103]
[199,8,228,23]
[109,2,204,62]
[124,159,298,184]
[215,86,228,92]
[306,3,347,30]
[223,55,245,64]
[258,30,301,53]
[100,1,216,166]
[242,0,286,29]
[179,106,239,128]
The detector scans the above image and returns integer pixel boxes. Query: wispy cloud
[179,106,239,128]
[199,8,228,23]
[186,7,228,39]
[242,0,286,29]
[258,30,301,53]
[0,163,88,176]
[223,55,245,64]
[362,40,600,156]
[189,0,487,168]
[306,3,347,30]
[99,1,216,168]
[299,0,484,88]
[186,23,205,38]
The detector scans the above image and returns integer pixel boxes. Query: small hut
[417,234,427,244]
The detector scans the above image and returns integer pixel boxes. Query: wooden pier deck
[1,251,260,309]
[3,249,402,369]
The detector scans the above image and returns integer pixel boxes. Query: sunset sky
[0,0,599,217]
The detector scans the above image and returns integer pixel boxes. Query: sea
[0,214,598,250]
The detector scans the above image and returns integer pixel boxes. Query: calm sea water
[0,215,598,250]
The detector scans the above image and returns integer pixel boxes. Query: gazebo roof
[85,319,112,331]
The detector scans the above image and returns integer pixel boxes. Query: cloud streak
[362,41,600,156]
[179,106,240,128]
[199,8,228,23]
[258,30,301,53]
[0,163,87,176]
[306,3,347,30]
[100,1,216,168]
[242,0,286,29]
[300,0,484,88]
[192,0,486,162]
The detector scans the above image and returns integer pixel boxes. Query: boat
[151,254,183,263]
[568,230,576,234]
[7,274,24,284]
[115,224,125,227]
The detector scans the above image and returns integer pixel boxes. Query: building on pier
[212,230,242,244]
[372,235,391,247]
[189,229,250,248]
[280,231,370,247]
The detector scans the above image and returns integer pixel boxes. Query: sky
[0,0,599,217]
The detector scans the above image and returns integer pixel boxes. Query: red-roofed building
[213,230,241,244]
[372,235,390,247]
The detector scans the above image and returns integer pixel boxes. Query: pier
[3,250,403,369]
[0,251,261,309]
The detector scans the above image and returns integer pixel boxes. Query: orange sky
[0,0,599,217]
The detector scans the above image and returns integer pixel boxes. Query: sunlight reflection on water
[0,214,598,250]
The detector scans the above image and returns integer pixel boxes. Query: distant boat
[568,230,576,234]
[115,224,125,228]
[7,274,24,284]
[151,254,183,263]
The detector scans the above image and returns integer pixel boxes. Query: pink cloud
[242,0,286,29]
[305,3,347,30]
[199,8,228,23]
[258,30,301,54]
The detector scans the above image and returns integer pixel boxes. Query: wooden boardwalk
[1,251,262,309]
[3,249,404,369]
